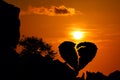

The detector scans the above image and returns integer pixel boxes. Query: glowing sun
[72,31,83,40]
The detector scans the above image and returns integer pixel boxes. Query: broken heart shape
[58,41,78,71]
[58,41,98,72]
[76,42,98,71]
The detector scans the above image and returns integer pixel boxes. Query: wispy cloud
[20,5,82,16]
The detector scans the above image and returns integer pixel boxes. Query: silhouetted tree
[18,36,56,80]
[19,38,80,80]
[19,36,56,58]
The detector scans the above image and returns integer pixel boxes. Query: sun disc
[73,31,83,40]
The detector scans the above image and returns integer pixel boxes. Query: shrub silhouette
[18,36,56,79]
[18,37,80,80]
[18,37,79,80]
[19,36,56,58]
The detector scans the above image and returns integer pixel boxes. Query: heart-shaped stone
[58,41,98,72]
[58,41,78,71]
[76,42,98,71]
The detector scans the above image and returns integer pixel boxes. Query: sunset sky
[5,0,120,76]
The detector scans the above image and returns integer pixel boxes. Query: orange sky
[5,0,120,76]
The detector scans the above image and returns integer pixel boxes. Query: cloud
[20,5,82,16]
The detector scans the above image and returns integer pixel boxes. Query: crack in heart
[58,41,98,72]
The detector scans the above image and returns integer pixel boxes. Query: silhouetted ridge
[0,0,20,48]
[76,70,120,80]
[86,71,107,80]
[0,0,21,80]
[108,70,120,80]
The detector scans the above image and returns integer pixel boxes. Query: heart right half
[76,42,98,71]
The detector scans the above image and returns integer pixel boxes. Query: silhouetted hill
[77,70,120,80]
[108,70,120,80]
[0,0,20,48]
[0,0,20,80]
[86,71,107,80]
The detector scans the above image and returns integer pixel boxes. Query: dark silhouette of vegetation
[18,37,77,80]
[19,36,56,58]
[0,0,119,80]
[18,36,56,80]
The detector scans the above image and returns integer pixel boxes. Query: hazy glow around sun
[68,26,86,40]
